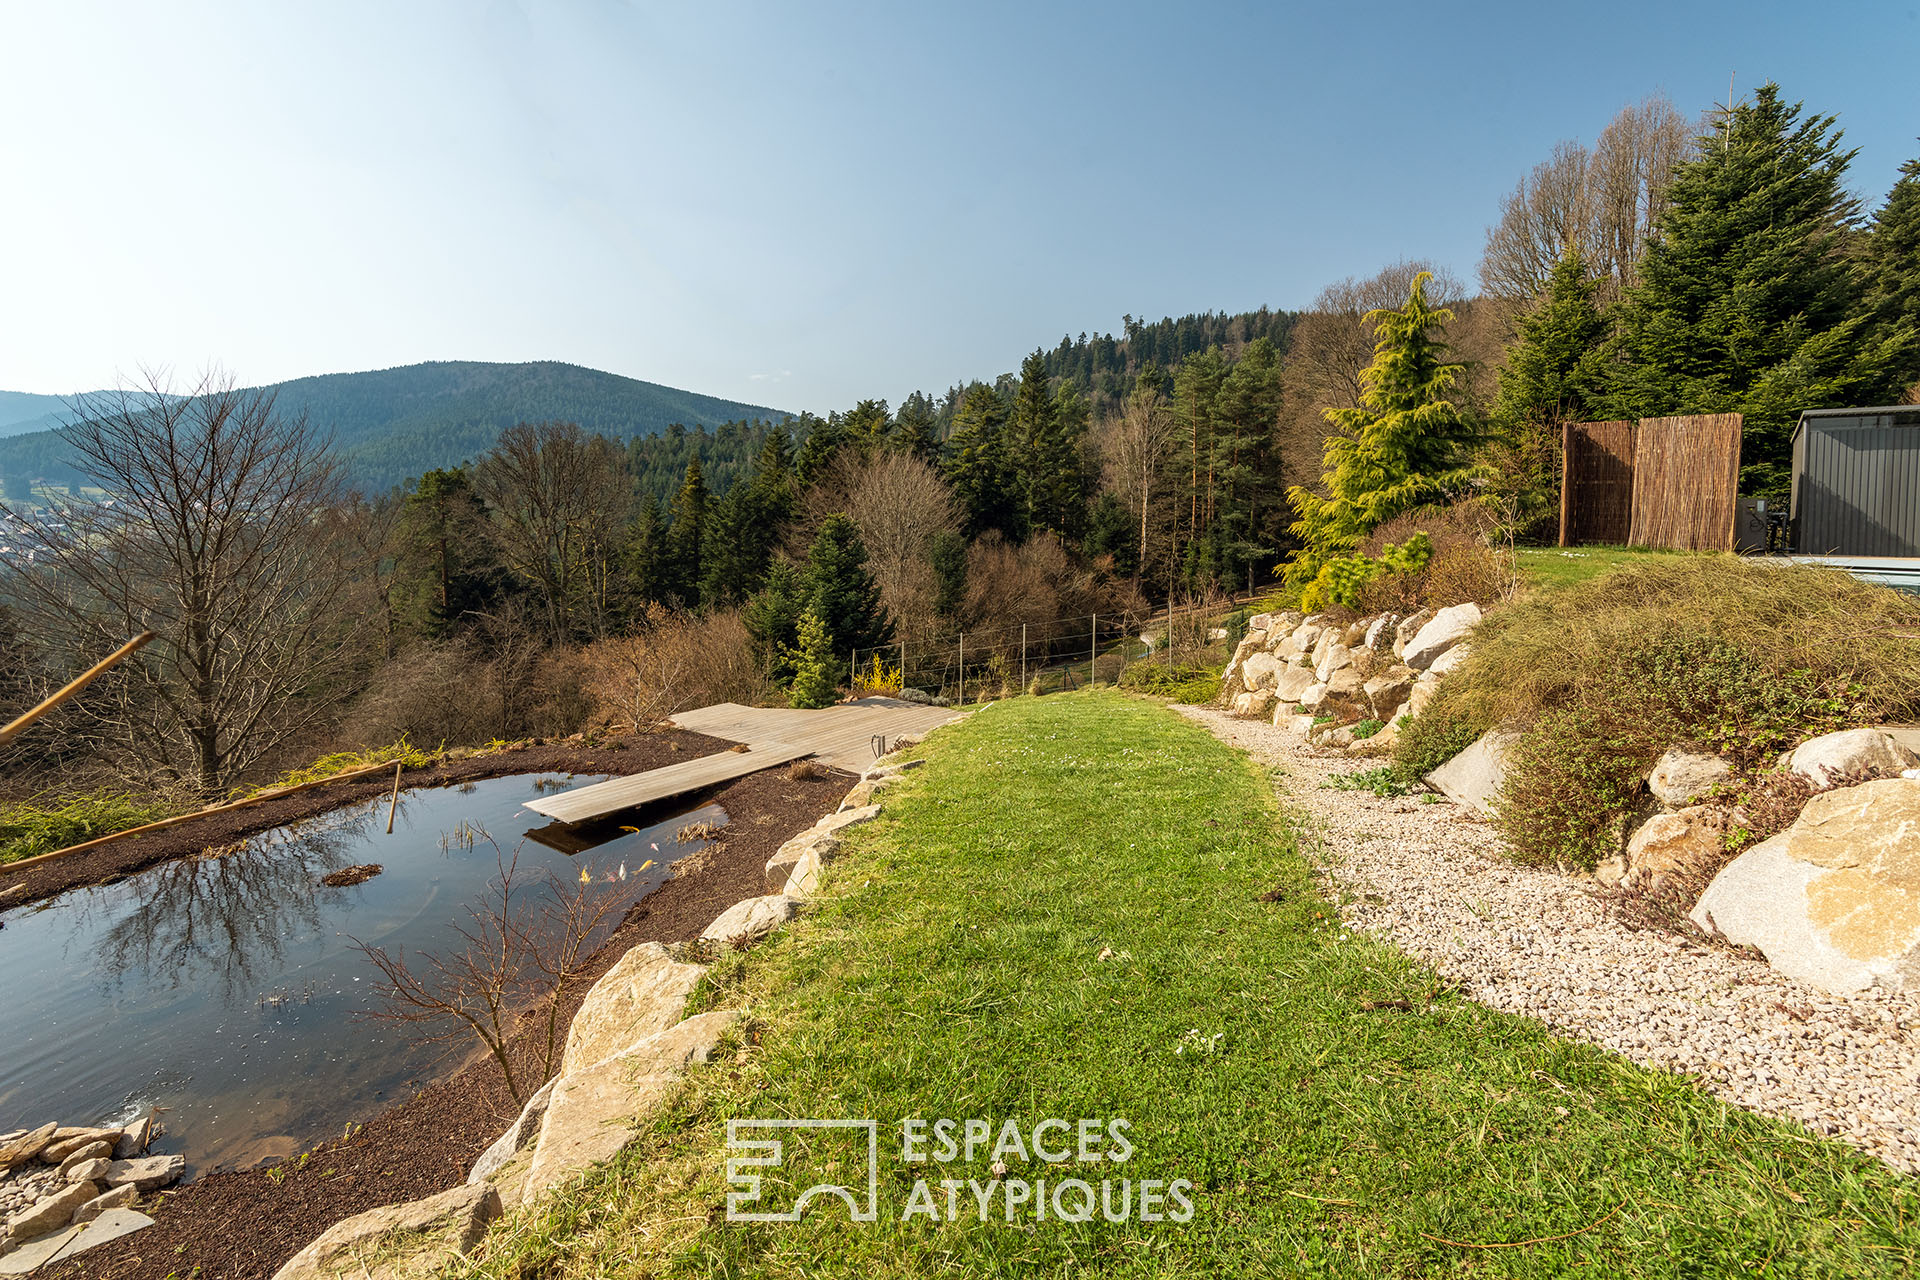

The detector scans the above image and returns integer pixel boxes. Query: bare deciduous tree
[355,846,621,1105]
[1098,385,1177,589]
[845,451,959,639]
[0,370,356,795]
[1480,94,1693,303]
[472,422,631,640]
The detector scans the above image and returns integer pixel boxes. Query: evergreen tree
[927,529,968,619]
[660,456,708,606]
[697,483,751,605]
[893,392,941,462]
[1495,251,1610,428]
[1208,338,1285,590]
[1604,84,1912,496]
[1171,348,1228,584]
[841,399,892,457]
[743,560,805,685]
[943,383,1017,539]
[620,495,665,614]
[805,514,894,656]
[398,466,509,636]
[1083,491,1138,577]
[1009,350,1055,537]
[784,608,843,709]
[793,412,845,485]
[1862,153,1920,393]
[1286,273,1480,586]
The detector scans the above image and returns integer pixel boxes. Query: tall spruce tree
[660,456,708,606]
[743,560,805,685]
[1603,84,1911,496]
[620,495,665,615]
[805,514,893,657]
[1286,273,1479,585]
[943,383,1016,539]
[892,392,942,462]
[1495,251,1610,428]
[1862,153,1920,394]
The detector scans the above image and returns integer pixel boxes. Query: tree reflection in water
[95,808,368,1003]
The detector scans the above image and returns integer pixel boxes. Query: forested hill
[0,361,789,495]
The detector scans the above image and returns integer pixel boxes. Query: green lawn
[467,691,1916,1278]
[1516,545,1723,593]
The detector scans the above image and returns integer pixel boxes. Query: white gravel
[1179,704,1920,1175]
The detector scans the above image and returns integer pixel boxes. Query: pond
[0,772,721,1178]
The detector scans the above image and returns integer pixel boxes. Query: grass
[0,792,172,864]
[234,736,440,800]
[1515,545,1715,593]
[464,691,1917,1278]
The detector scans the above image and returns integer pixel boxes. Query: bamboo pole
[1090,613,1097,688]
[385,760,403,833]
[1020,624,1027,692]
[957,632,964,705]
[0,632,155,748]
[0,758,404,873]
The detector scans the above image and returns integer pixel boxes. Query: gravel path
[1178,704,1920,1175]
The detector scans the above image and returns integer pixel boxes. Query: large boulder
[560,943,706,1076]
[1362,613,1400,652]
[1691,778,1920,993]
[519,1011,740,1205]
[1648,750,1735,807]
[1240,652,1283,692]
[100,1155,182,1191]
[1272,666,1317,705]
[468,1078,556,1186]
[1363,671,1415,721]
[1402,603,1481,671]
[1313,644,1352,684]
[1426,730,1515,816]
[1403,674,1443,720]
[1229,689,1277,720]
[700,894,801,948]
[1391,608,1433,658]
[1424,643,1472,677]
[1784,729,1919,788]
[813,804,881,836]
[271,1183,502,1280]
[5,1181,99,1243]
[765,830,840,893]
[1620,806,1727,892]
[0,1125,55,1172]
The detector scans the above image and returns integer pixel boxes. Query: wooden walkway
[522,698,962,824]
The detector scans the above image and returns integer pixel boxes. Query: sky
[2,0,1916,414]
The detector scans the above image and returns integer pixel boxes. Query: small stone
[101,1155,184,1192]
[1648,749,1736,807]
[6,1181,98,1241]
[71,1183,137,1225]
[64,1159,110,1185]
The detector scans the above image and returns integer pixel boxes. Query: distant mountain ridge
[0,360,790,494]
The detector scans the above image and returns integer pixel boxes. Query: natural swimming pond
[0,772,722,1178]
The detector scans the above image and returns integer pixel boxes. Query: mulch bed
[33,749,854,1280]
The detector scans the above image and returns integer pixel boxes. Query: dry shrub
[579,605,771,733]
[1355,503,1514,613]
[787,760,830,781]
[343,641,507,747]
[1444,555,1920,733]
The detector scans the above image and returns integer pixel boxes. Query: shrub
[580,606,771,732]
[243,737,439,798]
[1300,533,1433,613]
[786,609,844,709]
[1443,556,1920,732]
[0,792,172,864]
[1119,662,1222,704]
[1495,635,1858,871]
[1325,767,1415,797]
[1390,693,1481,784]
[1351,718,1385,740]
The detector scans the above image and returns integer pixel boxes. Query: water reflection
[0,774,722,1177]
[96,817,363,1002]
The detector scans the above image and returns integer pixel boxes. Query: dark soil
[40,755,855,1280]
[0,729,731,909]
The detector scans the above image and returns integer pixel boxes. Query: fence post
[957,632,964,706]
[1167,602,1175,670]
[1090,613,1097,688]
[1020,624,1027,692]
[900,639,907,694]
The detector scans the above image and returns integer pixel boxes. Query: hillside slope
[0,361,789,493]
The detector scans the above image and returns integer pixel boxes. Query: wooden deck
[521,697,962,824]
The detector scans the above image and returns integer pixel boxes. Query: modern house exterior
[1790,405,1920,557]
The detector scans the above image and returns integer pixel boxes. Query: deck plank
[522,698,962,823]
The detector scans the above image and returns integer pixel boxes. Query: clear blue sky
[2,1,1915,413]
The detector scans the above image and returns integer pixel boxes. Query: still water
[0,772,720,1177]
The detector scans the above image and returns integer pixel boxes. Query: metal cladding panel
[1794,423,1920,557]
